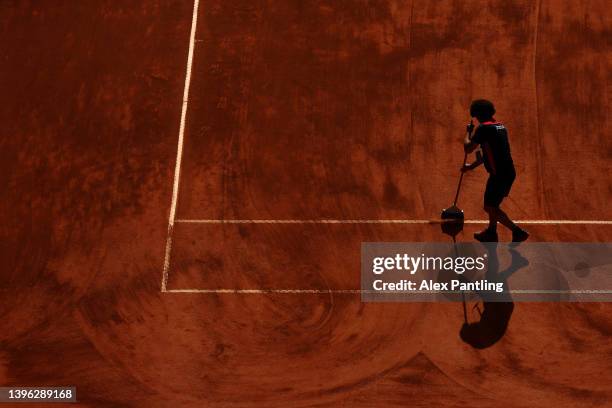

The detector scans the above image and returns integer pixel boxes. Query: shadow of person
[459,244,528,349]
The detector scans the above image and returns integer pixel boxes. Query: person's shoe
[512,228,529,243]
[474,228,498,242]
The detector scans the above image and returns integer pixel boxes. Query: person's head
[470,99,496,122]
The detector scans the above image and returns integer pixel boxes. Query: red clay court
[1,1,611,406]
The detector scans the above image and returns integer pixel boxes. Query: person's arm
[464,136,478,154]
[464,122,483,154]
[463,121,478,153]
[461,151,483,172]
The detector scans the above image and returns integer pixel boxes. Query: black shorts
[484,173,515,207]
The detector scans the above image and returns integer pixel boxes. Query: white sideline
[161,0,201,292]
[174,219,612,225]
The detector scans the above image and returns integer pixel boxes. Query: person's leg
[476,177,500,242]
[490,205,529,242]
[475,205,499,242]
[479,174,528,242]
[484,205,498,232]
[492,206,517,231]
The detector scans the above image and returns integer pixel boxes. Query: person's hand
[460,163,473,173]
[466,121,475,134]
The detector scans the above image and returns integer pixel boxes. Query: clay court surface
[1,1,611,406]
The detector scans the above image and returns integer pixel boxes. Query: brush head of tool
[440,217,464,238]
[441,205,464,220]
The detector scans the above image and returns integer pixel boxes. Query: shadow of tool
[439,219,470,325]
[458,244,528,349]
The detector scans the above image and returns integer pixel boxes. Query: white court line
[165,289,612,294]
[167,289,364,294]
[175,219,612,225]
[161,0,201,292]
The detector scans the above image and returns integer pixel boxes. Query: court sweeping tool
[441,151,467,220]
[441,121,474,220]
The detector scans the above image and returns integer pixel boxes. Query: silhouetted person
[459,245,528,349]
[461,100,529,243]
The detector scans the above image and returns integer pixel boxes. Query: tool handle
[452,153,468,206]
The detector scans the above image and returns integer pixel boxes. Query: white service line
[166,289,364,294]
[176,219,431,224]
[161,0,201,292]
[165,289,612,294]
[174,219,612,225]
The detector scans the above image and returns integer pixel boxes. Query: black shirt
[471,121,515,177]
